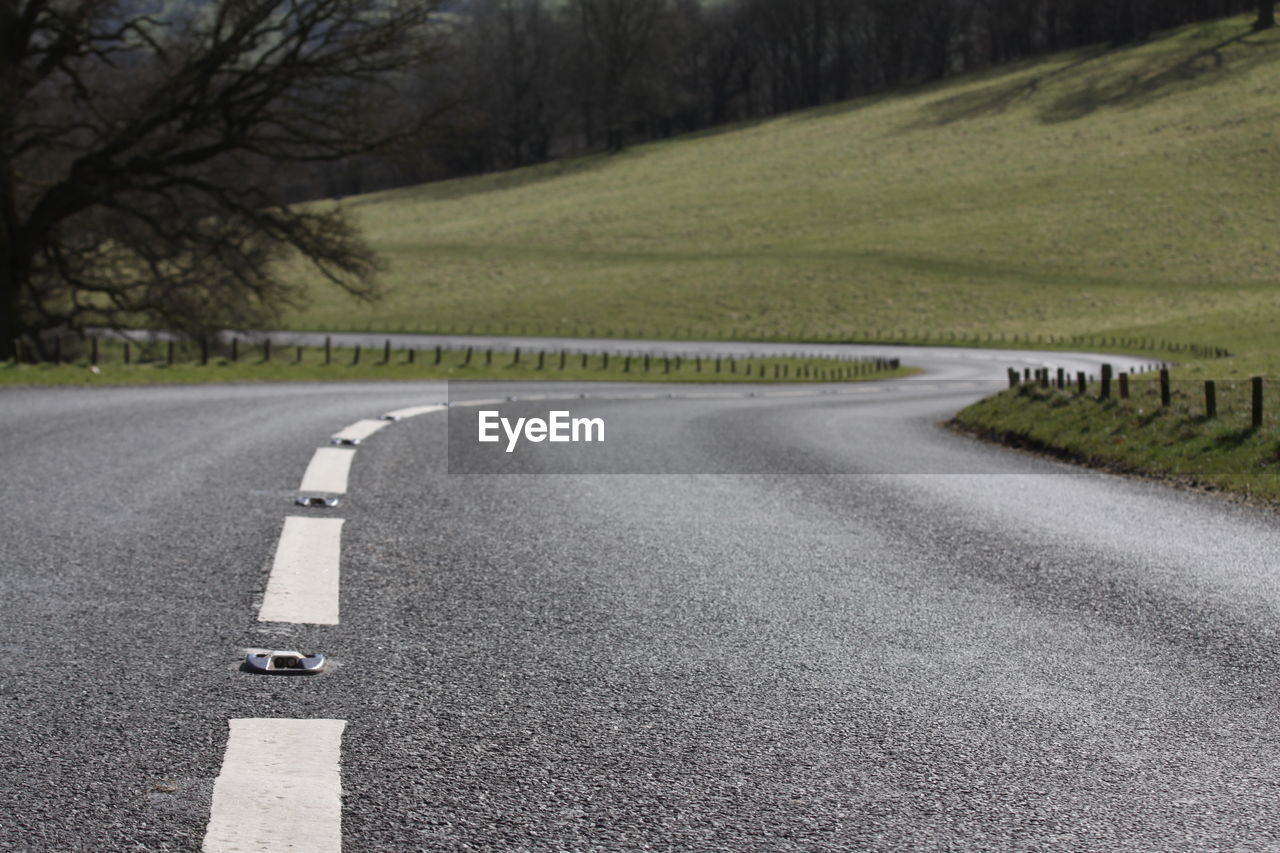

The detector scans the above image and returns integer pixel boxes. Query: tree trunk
[0,262,19,362]
[1256,0,1275,30]
[0,165,21,362]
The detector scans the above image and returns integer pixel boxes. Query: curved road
[4,343,1278,853]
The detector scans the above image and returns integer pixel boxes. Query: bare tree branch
[1,0,444,356]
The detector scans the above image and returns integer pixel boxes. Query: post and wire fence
[1008,364,1272,431]
[5,332,905,383]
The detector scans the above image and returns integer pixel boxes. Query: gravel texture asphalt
[3,345,1278,852]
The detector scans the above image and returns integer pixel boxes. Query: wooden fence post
[1100,364,1112,400]
[1159,368,1170,407]
[1252,376,1263,429]
[324,336,332,365]
[1076,371,1086,394]
[1204,380,1216,419]
[1118,372,1129,400]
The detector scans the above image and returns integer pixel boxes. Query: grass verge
[0,344,913,388]
[952,375,1280,505]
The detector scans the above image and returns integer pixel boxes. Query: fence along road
[6,343,1280,851]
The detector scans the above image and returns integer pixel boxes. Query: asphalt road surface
[4,343,1280,852]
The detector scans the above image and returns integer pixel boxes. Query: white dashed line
[259,516,344,625]
[331,419,392,442]
[299,447,356,494]
[203,718,347,853]
[448,398,506,408]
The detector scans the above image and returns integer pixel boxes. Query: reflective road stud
[245,650,326,674]
[295,496,340,508]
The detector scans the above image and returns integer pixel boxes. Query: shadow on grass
[1136,407,1172,428]
[1212,425,1260,450]
[905,47,1111,130]
[905,20,1275,130]
[1040,28,1275,123]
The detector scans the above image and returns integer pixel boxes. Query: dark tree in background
[569,0,669,151]
[0,0,442,359]
[455,0,563,170]
[1257,0,1276,29]
[444,0,1261,172]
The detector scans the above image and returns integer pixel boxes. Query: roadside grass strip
[203,719,346,853]
[0,342,910,386]
[954,376,1280,504]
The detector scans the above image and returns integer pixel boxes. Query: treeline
[315,0,1270,196]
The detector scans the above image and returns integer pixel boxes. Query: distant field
[284,14,1280,377]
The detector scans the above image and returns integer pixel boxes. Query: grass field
[284,13,1280,379]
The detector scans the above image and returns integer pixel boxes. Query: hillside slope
[290,14,1280,367]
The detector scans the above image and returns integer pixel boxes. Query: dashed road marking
[299,447,356,495]
[448,398,506,408]
[203,718,347,853]
[259,516,344,625]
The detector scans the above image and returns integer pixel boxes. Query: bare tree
[0,0,443,359]
[461,0,564,169]
[568,0,667,151]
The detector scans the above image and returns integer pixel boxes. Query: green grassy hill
[288,13,1280,375]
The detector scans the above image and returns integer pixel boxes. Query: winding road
[3,341,1278,852]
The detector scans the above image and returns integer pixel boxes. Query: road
[3,343,1279,852]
